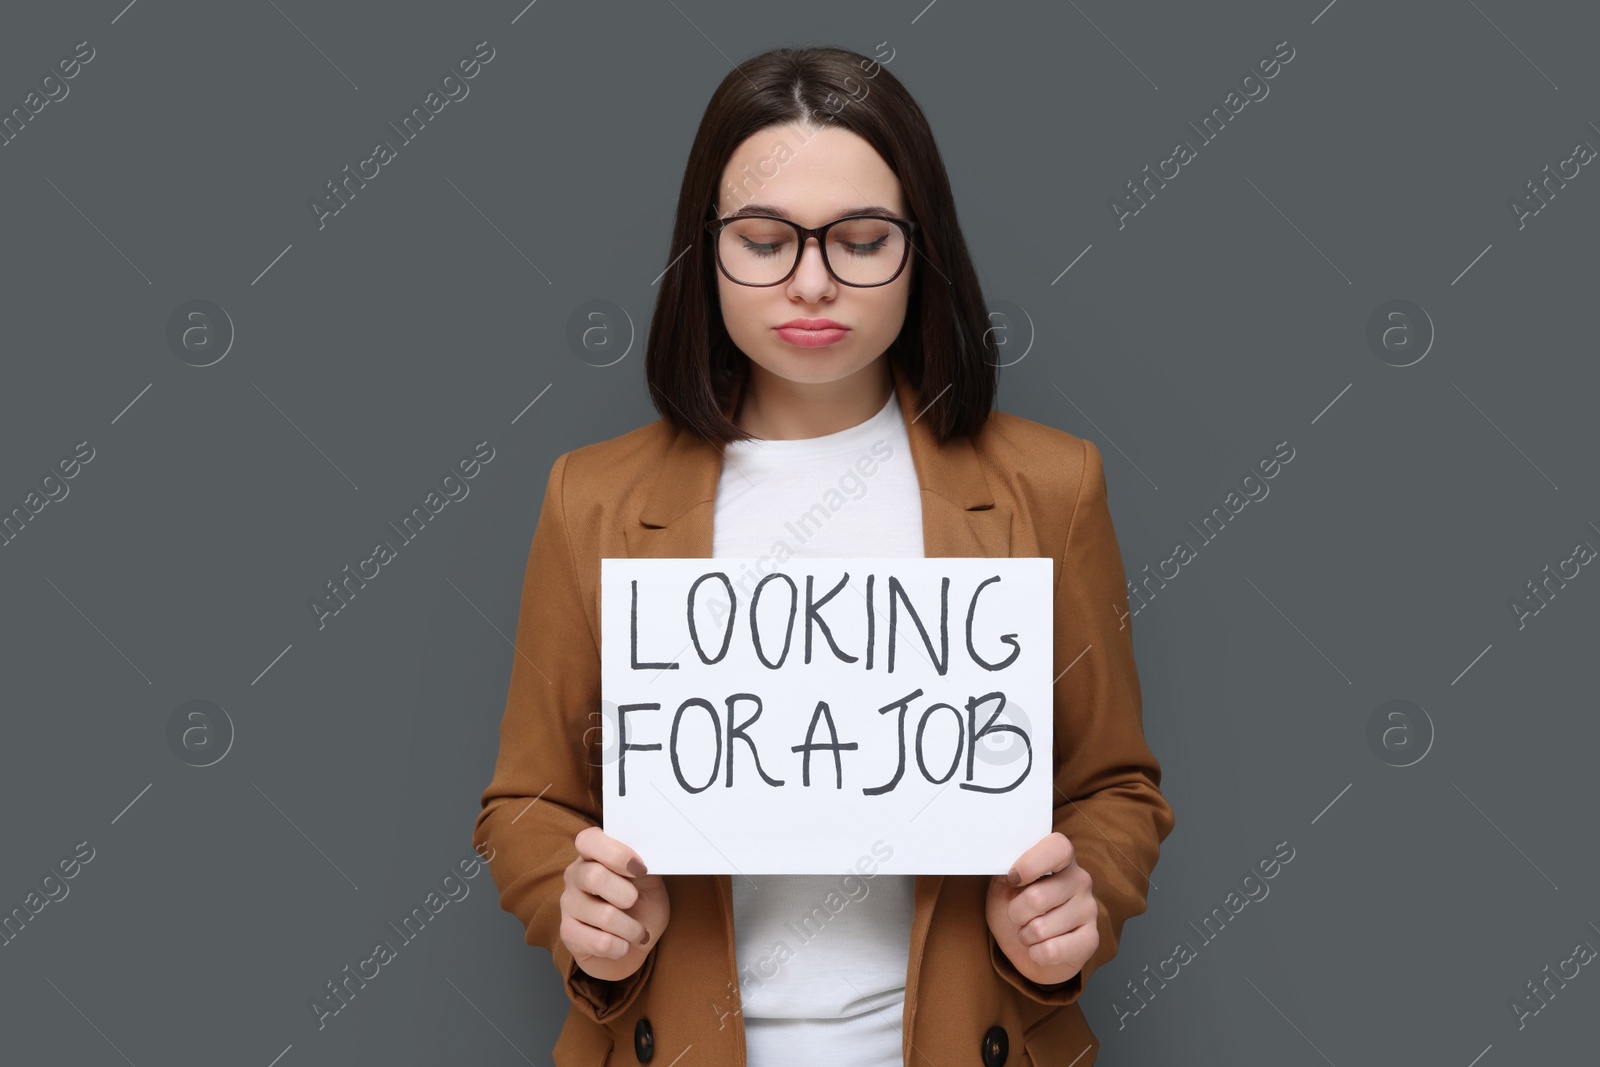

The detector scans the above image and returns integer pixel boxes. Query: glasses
[705,212,917,287]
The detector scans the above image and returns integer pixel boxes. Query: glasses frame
[704,212,918,288]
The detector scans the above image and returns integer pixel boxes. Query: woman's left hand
[986,831,1099,987]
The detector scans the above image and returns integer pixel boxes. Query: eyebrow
[723,203,902,221]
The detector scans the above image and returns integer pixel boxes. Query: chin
[752,353,843,383]
[754,347,883,386]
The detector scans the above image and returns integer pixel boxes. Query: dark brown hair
[644,45,999,446]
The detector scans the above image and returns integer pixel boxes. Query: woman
[473,45,1174,1067]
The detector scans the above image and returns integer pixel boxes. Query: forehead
[717,123,904,221]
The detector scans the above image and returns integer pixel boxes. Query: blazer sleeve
[472,451,658,1023]
[988,436,1177,1006]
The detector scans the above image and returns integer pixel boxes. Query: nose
[787,236,836,300]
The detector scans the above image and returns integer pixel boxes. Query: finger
[1027,921,1098,970]
[1007,831,1073,887]
[575,858,640,910]
[575,825,649,878]
[569,888,651,948]
[1016,889,1097,948]
[561,911,633,961]
[1008,861,1092,929]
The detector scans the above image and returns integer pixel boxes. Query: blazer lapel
[620,359,1013,1016]
[624,359,1012,559]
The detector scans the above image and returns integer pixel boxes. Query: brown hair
[644,45,999,446]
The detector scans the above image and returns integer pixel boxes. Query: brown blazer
[473,359,1175,1067]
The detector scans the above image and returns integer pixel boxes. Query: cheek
[717,282,762,338]
[860,284,911,341]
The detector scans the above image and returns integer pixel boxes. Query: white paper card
[600,557,1053,874]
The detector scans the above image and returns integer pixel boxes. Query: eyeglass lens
[716,217,908,286]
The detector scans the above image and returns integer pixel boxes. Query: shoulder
[965,408,1115,563]
[560,416,675,478]
[541,416,677,515]
[973,408,1091,467]
[972,408,1101,505]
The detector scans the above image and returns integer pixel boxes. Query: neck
[735,357,894,440]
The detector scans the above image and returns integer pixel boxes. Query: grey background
[1,1,1595,1065]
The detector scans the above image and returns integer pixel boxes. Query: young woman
[474,46,1174,1067]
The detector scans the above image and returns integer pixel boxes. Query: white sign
[600,557,1053,874]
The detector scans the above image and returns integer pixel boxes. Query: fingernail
[1007,867,1021,887]
[627,857,648,878]
[639,930,651,947]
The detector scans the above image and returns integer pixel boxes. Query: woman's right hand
[559,825,670,982]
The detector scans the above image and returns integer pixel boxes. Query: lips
[775,319,849,348]
[779,318,846,331]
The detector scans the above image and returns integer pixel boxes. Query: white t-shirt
[712,387,922,1067]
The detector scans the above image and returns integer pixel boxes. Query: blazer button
[981,1024,1008,1067]
[634,1016,655,1063]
